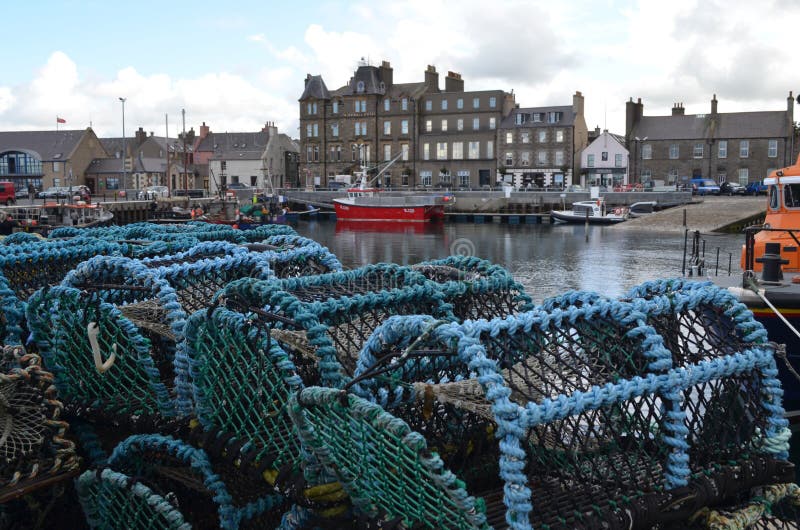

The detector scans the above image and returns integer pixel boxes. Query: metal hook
[86,322,117,373]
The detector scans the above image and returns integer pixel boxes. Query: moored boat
[551,199,627,224]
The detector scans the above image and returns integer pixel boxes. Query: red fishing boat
[332,153,453,222]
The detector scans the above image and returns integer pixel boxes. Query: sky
[1,0,799,140]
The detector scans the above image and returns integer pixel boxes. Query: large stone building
[625,93,797,186]
[498,92,588,188]
[299,60,515,189]
[0,128,108,193]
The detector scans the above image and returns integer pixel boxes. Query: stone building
[625,93,797,186]
[498,92,588,188]
[299,60,515,189]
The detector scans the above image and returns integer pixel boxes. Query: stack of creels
[0,345,80,527]
[289,280,798,529]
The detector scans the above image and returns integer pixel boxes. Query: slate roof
[86,157,184,174]
[300,75,331,101]
[500,106,576,128]
[632,111,789,140]
[0,129,90,161]
[195,131,269,161]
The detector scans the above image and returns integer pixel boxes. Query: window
[355,99,366,112]
[53,161,60,172]
[487,140,493,159]
[457,98,463,109]
[489,96,496,108]
[452,142,463,159]
[769,139,778,158]
[669,144,679,159]
[468,142,480,159]
[555,130,564,142]
[505,132,513,144]
[356,81,365,93]
[306,145,312,162]
[457,119,463,131]
[642,169,651,180]
[738,167,749,184]
[437,142,448,160]
[547,112,562,123]
[472,118,479,131]
[538,151,548,165]
[401,120,409,134]
[441,99,448,110]
[740,140,749,158]
[441,119,448,132]
[693,143,704,158]
[402,172,409,186]
[521,132,530,144]
[221,161,227,171]
[401,98,408,111]
[716,170,726,183]
[458,170,470,187]
[425,120,432,132]
[355,122,361,136]
[669,168,679,183]
[351,145,357,162]
[489,117,496,130]
[329,146,336,161]
[313,123,318,137]
[505,152,514,165]
[384,144,392,161]
[614,153,622,167]
[355,122,367,136]
[520,151,530,166]
[555,151,565,166]
[423,143,430,160]
[601,151,608,161]
[473,97,480,109]
[332,100,339,113]
[587,154,595,167]
[425,100,432,111]
[515,114,524,125]
[331,123,339,137]
[420,170,432,186]
[718,140,727,158]
[383,121,391,135]
[642,144,652,159]
[306,124,312,138]
[384,99,390,111]
[401,143,409,161]
[306,102,317,114]
[538,130,547,142]
[532,113,542,122]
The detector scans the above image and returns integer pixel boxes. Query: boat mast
[360,151,404,189]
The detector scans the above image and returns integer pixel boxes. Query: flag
[56,117,66,124]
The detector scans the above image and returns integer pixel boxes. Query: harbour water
[296,220,744,302]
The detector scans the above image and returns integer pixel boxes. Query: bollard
[756,242,788,282]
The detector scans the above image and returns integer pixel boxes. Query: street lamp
[634,136,648,183]
[119,97,127,194]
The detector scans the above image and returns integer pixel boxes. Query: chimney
[711,94,718,115]
[199,122,210,141]
[444,71,464,92]
[262,121,278,136]
[672,103,685,116]
[595,126,601,136]
[572,91,584,117]
[379,60,393,89]
[424,65,439,93]
[135,127,147,146]
[626,97,644,142]
[788,90,795,113]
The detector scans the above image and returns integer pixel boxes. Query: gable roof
[501,105,575,128]
[195,131,269,160]
[633,111,788,141]
[300,75,331,101]
[0,129,90,161]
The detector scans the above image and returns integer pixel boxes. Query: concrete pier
[617,196,766,233]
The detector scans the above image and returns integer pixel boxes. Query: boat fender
[614,208,622,215]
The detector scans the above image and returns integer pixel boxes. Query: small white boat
[628,201,658,218]
[551,200,627,224]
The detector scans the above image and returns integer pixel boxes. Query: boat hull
[551,210,626,224]
[333,202,444,222]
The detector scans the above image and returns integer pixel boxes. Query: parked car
[226,182,251,190]
[690,178,720,195]
[0,182,16,205]
[138,186,169,200]
[14,187,28,199]
[720,181,747,196]
[746,180,768,195]
[37,186,66,199]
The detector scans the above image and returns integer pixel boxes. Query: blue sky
[2,0,799,138]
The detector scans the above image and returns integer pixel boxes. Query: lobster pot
[25,243,277,429]
[79,435,287,530]
[0,346,79,507]
[213,264,453,389]
[413,255,533,320]
[260,235,342,278]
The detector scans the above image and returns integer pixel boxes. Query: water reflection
[297,220,743,302]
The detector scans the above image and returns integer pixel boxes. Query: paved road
[618,195,767,233]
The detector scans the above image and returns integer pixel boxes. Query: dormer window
[357,80,365,93]
[379,82,385,92]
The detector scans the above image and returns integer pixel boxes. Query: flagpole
[56,116,59,132]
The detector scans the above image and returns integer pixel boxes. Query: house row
[0,122,299,196]
[299,60,797,189]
